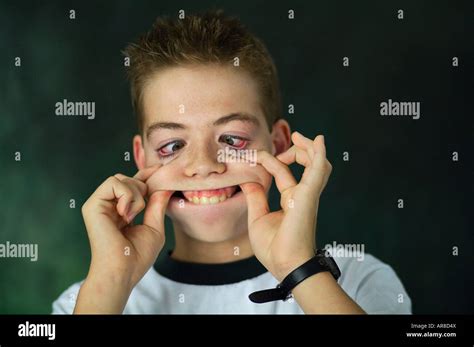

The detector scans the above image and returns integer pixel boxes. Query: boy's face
[133,64,290,243]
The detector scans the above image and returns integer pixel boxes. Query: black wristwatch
[249,249,341,304]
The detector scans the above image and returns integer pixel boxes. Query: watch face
[325,256,341,280]
[317,251,341,280]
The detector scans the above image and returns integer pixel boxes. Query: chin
[166,184,249,242]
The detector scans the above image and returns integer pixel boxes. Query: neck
[171,225,254,264]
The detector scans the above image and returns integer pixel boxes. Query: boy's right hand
[77,165,172,312]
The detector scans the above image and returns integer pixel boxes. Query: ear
[133,135,146,170]
[270,119,291,156]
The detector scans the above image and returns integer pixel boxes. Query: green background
[0,0,472,313]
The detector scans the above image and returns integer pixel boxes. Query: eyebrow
[146,112,260,139]
[146,121,186,139]
[212,113,260,127]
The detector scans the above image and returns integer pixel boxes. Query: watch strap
[249,250,340,304]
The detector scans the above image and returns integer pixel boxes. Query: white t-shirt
[52,253,411,314]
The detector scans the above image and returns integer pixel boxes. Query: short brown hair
[123,10,282,133]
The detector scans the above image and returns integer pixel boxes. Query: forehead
[141,64,264,126]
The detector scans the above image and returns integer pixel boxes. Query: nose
[183,142,226,178]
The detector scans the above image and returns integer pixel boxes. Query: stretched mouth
[171,185,242,205]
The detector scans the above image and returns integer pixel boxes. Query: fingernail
[127,212,136,223]
[321,135,325,144]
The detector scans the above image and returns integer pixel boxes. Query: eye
[219,134,249,149]
[157,140,185,158]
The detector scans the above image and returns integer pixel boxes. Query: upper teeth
[181,186,239,205]
[188,194,229,205]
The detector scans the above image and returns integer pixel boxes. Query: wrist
[74,274,132,314]
[273,252,316,282]
[86,270,134,292]
[88,258,137,289]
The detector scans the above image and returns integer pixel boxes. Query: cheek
[143,147,159,166]
[146,161,272,193]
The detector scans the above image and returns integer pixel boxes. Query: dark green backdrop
[0,0,472,314]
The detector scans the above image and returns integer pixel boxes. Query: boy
[53,10,411,314]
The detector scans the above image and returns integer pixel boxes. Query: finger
[302,158,332,188]
[115,189,143,224]
[313,135,326,157]
[143,190,173,231]
[124,189,146,223]
[240,182,269,224]
[91,176,131,203]
[133,164,162,182]
[112,175,148,222]
[276,145,312,167]
[276,146,295,164]
[301,137,331,194]
[292,131,315,159]
[90,176,135,219]
[114,174,147,197]
[256,151,297,193]
[307,135,328,175]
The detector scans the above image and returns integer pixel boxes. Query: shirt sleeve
[350,256,412,314]
[51,282,82,314]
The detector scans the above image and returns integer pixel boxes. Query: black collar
[154,251,268,285]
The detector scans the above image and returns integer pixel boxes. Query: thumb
[240,182,270,225]
[143,191,173,231]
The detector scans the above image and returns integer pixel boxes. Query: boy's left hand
[240,132,332,282]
